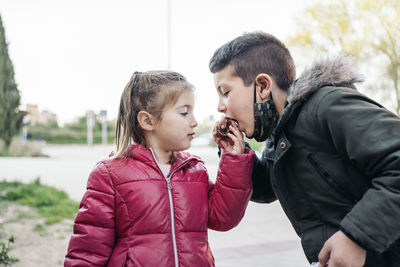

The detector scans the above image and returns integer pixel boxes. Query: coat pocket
[107,248,131,267]
[123,251,129,267]
[307,153,358,203]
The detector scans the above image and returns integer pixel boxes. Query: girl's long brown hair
[114,71,194,158]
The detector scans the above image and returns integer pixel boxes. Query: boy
[209,31,400,267]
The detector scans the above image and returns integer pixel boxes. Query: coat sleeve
[64,161,116,266]
[316,88,400,253]
[207,148,254,231]
[250,137,277,203]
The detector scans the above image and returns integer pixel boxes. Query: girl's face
[152,90,198,152]
[214,65,254,138]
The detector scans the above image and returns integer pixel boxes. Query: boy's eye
[222,91,230,97]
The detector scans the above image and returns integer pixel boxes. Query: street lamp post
[86,110,94,147]
[167,0,171,70]
[100,110,107,145]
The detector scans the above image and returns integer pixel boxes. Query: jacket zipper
[165,173,178,267]
[150,149,192,267]
[307,154,358,203]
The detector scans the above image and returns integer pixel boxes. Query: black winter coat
[251,56,400,266]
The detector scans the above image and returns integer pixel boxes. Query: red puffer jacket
[65,144,254,267]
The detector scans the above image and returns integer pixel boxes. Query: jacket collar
[287,54,364,105]
[274,54,364,145]
[130,143,201,171]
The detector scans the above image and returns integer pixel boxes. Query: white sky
[0,0,315,125]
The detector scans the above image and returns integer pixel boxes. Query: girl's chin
[177,144,191,151]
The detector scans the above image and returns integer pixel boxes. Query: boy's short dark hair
[209,32,296,90]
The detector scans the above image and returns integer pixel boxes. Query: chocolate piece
[216,118,239,139]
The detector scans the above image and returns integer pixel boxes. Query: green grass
[0,178,79,224]
[33,224,45,232]
[245,137,264,152]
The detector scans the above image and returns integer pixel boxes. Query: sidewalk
[209,201,308,266]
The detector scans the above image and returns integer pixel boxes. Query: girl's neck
[151,147,173,165]
[144,135,174,164]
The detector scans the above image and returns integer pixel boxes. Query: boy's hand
[212,120,244,154]
[318,230,366,267]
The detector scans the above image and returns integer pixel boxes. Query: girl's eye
[180,112,189,116]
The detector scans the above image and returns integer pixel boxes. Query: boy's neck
[272,89,287,117]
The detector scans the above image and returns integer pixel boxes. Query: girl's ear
[255,73,273,100]
[137,111,156,131]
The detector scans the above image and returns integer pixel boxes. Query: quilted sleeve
[64,161,116,266]
[208,148,254,231]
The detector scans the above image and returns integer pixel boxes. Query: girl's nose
[191,115,198,128]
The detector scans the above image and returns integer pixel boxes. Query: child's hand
[212,119,245,154]
[318,230,366,267]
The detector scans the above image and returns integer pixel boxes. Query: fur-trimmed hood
[287,54,365,104]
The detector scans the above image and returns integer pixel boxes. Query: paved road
[0,144,309,266]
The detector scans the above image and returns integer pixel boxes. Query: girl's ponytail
[115,72,142,158]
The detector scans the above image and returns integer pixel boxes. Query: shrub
[0,139,5,155]
[0,138,45,157]
[0,178,79,224]
[0,235,19,266]
[7,139,25,157]
[27,142,43,157]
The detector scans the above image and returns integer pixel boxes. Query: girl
[64,71,254,266]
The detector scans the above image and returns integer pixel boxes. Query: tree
[288,0,400,115]
[0,14,25,146]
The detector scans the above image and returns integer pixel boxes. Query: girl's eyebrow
[175,104,192,109]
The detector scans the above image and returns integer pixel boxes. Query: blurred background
[0,0,398,266]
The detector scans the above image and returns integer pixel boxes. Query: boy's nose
[217,98,226,113]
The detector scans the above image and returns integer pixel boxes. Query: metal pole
[167,0,172,70]
[86,110,94,147]
[100,110,107,145]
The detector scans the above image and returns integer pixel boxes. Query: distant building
[25,104,58,125]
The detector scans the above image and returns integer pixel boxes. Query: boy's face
[214,65,254,138]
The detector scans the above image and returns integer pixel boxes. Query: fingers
[212,122,218,137]
[228,124,242,141]
[212,118,245,153]
[212,122,223,146]
[212,126,227,148]
[318,242,330,267]
[226,125,244,154]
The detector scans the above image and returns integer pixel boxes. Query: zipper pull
[166,178,172,190]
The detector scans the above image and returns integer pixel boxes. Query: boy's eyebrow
[216,82,230,91]
[216,83,225,92]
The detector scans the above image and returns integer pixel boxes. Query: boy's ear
[137,111,156,131]
[255,73,273,100]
